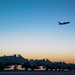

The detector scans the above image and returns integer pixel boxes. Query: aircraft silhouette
[0,54,75,71]
[0,54,29,71]
[58,21,70,25]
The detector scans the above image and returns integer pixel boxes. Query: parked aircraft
[22,59,40,71]
[58,21,70,25]
[22,59,54,71]
[0,54,75,71]
[0,54,29,71]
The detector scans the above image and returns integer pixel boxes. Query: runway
[0,71,75,75]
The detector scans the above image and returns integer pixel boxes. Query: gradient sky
[0,0,75,63]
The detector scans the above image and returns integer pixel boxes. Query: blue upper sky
[0,0,75,63]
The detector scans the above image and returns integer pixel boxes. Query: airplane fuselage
[58,21,70,25]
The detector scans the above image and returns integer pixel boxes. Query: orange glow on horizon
[22,53,75,63]
[0,52,75,63]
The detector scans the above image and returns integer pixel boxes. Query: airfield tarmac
[0,71,75,75]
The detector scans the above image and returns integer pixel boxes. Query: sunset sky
[0,0,75,63]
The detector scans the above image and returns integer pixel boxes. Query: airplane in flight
[58,21,70,25]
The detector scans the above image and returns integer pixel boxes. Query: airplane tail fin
[58,21,60,24]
